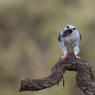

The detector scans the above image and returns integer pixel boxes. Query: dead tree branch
[19,53,95,95]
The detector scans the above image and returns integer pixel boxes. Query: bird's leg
[74,46,80,59]
[59,42,68,60]
[60,51,68,60]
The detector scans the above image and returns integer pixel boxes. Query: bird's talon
[60,54,67,60]
[76,55,80,59]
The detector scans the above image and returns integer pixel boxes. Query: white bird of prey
[58,24,81,59]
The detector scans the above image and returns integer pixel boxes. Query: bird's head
[62,24,79,37]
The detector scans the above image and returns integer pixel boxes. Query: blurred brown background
[0,0,95,95]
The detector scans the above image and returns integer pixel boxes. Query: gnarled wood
[19,53,95,95]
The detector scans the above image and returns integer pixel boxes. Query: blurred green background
[0,0,95,95]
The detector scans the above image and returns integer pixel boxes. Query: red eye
[73,28,76,30]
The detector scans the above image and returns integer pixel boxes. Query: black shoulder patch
[80,32,81,40]
[58,33,61,42]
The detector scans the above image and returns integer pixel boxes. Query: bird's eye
[73,28,76,30]
[67,26,69,29]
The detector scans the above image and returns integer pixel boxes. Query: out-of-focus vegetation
[0,0,95,95]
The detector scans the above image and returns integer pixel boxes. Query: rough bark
[19,53,95,95]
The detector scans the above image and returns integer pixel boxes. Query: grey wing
[59,40,67,54]
[78,29,81,40]
[74,32,81,55]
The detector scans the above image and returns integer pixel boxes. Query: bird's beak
[64,29,73,33]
